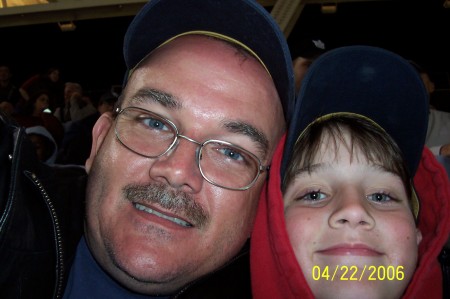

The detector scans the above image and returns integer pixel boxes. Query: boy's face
[283,130,421,299]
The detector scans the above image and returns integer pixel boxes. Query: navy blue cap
[282,45,429,179]
[123,0,295,123]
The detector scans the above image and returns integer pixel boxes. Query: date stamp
[312,265,404,281]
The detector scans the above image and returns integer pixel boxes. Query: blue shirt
[63,236,170,299]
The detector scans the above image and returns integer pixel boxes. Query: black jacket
[0,112,251,299]
[0,111,86,298]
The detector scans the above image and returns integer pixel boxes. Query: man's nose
[148,137,204,193]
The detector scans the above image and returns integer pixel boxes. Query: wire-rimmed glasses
[114,107,269,191]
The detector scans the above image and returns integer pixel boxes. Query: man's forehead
[127,35,279,108]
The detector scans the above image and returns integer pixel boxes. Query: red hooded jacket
[251,135,450,298]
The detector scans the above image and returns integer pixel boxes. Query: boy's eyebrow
[128,88,182,109]
[293,162,400,177]
[293,163,325,176]
[371,163,402,178]
[126,88,269,159]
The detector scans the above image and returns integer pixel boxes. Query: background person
[291,38,327,94]
[0,64,22,110]
[409,61,450,157]
[54,81,97,130]
[25,125,58,165]
[19,67,64,112]
[56,89,119,165]
[13,89,64,145]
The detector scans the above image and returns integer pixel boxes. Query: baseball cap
[123,0,295,123]
[281,45,429,219]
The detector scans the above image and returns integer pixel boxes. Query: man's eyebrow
[222,121,269,158]
[128,88,182,109]
[127,89,268,157]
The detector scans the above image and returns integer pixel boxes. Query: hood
[250,136,450,298]
[25,125,58,164]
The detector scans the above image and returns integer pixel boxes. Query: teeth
[134,203,192,227]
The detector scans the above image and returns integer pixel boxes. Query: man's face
[84,35,284,294]
[283,130,421,299]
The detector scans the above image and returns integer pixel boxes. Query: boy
[251,46,450,298]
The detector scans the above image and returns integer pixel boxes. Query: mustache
[123,182,208,227]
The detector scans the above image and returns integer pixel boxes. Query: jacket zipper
[25,171,65,299]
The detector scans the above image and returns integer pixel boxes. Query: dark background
[288,1,450,88]
[1,0,449,101]
[0,16,133,99]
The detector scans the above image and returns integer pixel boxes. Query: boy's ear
[85,112,114,173]
[416,228,422,246]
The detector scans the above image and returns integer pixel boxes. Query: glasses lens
[115,107,176,157]
[199,141,260,190]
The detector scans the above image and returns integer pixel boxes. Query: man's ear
[85,112,114,173]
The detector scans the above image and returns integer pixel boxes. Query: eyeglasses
[114,107,269,191]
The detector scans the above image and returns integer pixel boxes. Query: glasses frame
[114,106,269,191]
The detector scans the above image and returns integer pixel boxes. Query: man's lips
[317,244,382,256]
[134,203,193,227]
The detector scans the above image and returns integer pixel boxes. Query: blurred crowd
[0,64,120,165]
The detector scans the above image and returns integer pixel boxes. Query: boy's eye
[299,191,326,201]
[367,193,393,202]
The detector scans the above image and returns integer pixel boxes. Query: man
[0,0,294,298]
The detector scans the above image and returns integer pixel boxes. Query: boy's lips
[317,244,382,256]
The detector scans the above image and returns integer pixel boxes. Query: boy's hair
[283,114,414,213]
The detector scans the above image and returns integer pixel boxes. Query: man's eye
[142,117,169,131]
[220,148,244,161]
